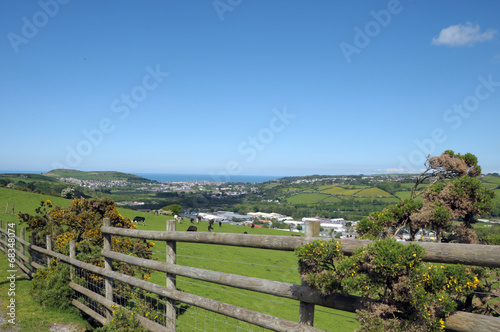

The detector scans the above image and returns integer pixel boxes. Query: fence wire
[175,304,266,332]
[72,266,108,318]
[65,257,274,331]
[112,278,170,327]
[30,247,48,268]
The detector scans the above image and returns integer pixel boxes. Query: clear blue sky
[1,1,499,177]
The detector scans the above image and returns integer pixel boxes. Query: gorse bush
[18,198,154,281]
[95,305,148,332]
[296,239,480,331]
[31,259,75,311]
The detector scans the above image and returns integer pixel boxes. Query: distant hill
[44,169,153,183]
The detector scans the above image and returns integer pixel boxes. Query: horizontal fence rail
[1,218,500,331]
[101,249,367,313]
[101,226,500,268]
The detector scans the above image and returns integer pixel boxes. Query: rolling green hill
[0,187,359,331]
[0,187,71,224]
[286,192,330,204]
[353,187,393,197]
[44,169,152,182]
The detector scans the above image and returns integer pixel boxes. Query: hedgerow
[95,305,147,332]
[296,238,480,331]
[31,259,75,311]
[18,198,155,313]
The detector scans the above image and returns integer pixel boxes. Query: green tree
[412,176,495,243]
[18,198,157,312]
[296,239,480,331]
[61,187,75,199]
[162,204,183,216]
[410,150,481,200]
[18,198,153,276]
[358,151,495,243]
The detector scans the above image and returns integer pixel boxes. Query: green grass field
[140,217,358,331]
[0,187,71,225]
[286,193,330,204]
[481,182,499,190]
[320,186,362,196]
[322,196,343,204]
[0,187,359,331]
[0,251,91,331]
[353,188,393,197]
[482,176,500,185]
[394,190,412,200]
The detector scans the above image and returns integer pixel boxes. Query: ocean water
[0,170,280,183]
[135,173,280,183]
[0,170,47,174]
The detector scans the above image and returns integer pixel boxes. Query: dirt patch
[48,323,83,332]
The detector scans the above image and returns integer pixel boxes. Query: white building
[197,213,223,222]
[247,212,284,220]
[320,223,346,233]
[283,220,304,227]
[302,217,321,222]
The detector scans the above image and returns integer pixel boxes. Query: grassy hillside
[0,253,91,331]
[139,216,358,331]
[353,187,393,197]
[0,173,60,184]
[286,192,330,204]
[44,169,151,182]
[320,185,359,195]
[0,188,359,331]
[0,187,71,224]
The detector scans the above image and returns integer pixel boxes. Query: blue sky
[1,0,499,177]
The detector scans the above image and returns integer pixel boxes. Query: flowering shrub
[18,198,153,278]
[19,198,155,308]
[295,239,346,292]
[95,305,148,332]
[296,239,480,331]
[31,259,75,310]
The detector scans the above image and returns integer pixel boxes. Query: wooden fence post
[103,218,113,320]
[0,220,3,252]
[299,220,319,326]
[46,235,52,266]
[166,218,177,330]
[4,222,8,250]
[70,240,76,281]
[31,232,36,266]
[20,227,25,258]
[12,224,17,270]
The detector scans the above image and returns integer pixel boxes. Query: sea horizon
[0,170,282,183]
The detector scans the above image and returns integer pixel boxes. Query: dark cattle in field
[187,226,197,232]
[133,216,146,226]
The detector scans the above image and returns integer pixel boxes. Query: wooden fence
[1,218,500,331]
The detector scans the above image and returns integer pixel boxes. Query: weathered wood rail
[1,218,499,331]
